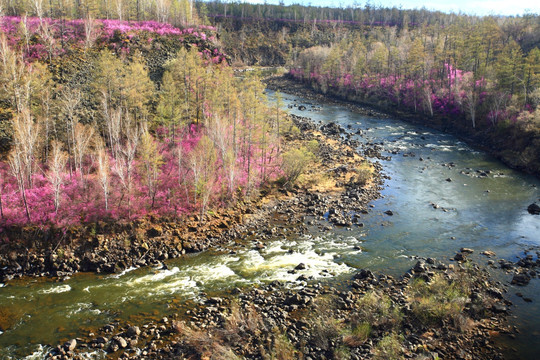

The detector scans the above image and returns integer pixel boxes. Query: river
[0,90,539,359]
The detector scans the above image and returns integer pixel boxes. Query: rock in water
[527,203,540,215]
[64,339,77,352]
[511,273,531,286]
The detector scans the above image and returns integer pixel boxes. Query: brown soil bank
[0,114,381,282]
[266,75,540,179]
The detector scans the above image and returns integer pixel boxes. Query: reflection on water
[1,90,539,358]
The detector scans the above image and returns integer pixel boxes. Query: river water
[0,90,539,359]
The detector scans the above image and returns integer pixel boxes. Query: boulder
[454,252,466,261]
[492,304,508,313]
[64,339,77,352]
[511,273,531,286]
[413,261,428,273]
[527,203,540,215]
[354,269,374,280]
[126,326,141,338]
[113,336,128,348]
[498,260,514,270]
[481,250,496,257]
[147,226,163,238]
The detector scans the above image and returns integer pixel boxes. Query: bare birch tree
[60,88,82,174]
[84,15,98,52]
[47,140,68,214]
[31,0,44,18]
[95,139,110,211]
[11,108,41,188]
[73,122,95,184]
[8,147,31,222]
[0,34,31,112]
[114,120,139,217]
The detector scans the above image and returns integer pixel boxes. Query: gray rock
[413,261,427,273]
[113,336,128,348]
[492,304,508,313]
[126,326,141,338]
[95,336,108,344]
[499,259,514,270]
[481,250,496,257]
[511,273,531,286]
[64,339,77,352]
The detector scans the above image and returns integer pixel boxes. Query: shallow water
[1,90,539,358]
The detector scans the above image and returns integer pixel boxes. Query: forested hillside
[204,1,540,175]
[0,1,291,229]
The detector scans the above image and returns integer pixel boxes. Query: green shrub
[343,322,371,347]
[333,345,351,359]
[282,147,315,185]
[374,333,403,360]
[355,168,372,185]
[307,295,345,351]
[354,291,402,331]
[265,332,297,360]
[306,139,319,155]
[408,274,468,326]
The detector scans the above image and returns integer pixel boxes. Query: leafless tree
[73,122,95,184]
[47,140,68,214]
[11,108,41,188]
[9,146,31,222]
[0,34,31,112]
[488,91,509,126]
[139,127,162,208]
[95,139,110,211]
[60,87,82,174]
[155,0,170,23]
[104,105,123,160]
[115,0,125,21]
[114,118,139,216]
[84,15,98,51]
[31,0,44,18]
[422,84,434,117]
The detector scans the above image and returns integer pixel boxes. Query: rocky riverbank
[46,256,513,360]
[0,113,382,283]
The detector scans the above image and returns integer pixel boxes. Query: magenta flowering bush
[0,16,226,62]
[0,122,280,230]
[289,64,500,125]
